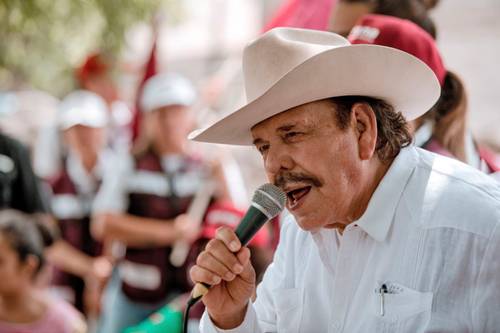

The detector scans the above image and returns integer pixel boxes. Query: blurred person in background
[91,72,256,332]
[1,91,111,324]
[0,132,48,213]
[0,210,86,333]
[123,204,272,333]
[48,90,114,317]
[329,0,438,37]
[0,93,48,212]
[348,14,500,175]
[76,52,133,153]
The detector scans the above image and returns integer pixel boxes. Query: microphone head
[252,183,286,218]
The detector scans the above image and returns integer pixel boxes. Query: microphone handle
[234,204,269,246]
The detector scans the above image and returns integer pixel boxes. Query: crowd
[1,0,499,333]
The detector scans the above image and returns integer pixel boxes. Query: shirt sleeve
[471,216,500,331]
[92,152,132,213]
[199,302,260,333]
[199,216,295,333]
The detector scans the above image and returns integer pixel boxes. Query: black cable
[183,295,202,333]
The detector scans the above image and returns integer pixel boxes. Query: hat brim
[189,44,440,145]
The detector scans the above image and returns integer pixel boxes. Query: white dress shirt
[200,146,500,332]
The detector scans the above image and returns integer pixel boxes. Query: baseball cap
[140,72,197,113]
[58,90,108,130]
[348,14,446,86]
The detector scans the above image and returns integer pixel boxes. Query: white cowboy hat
[189,27,440,145]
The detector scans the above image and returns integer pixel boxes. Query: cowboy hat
[189,27,440,145]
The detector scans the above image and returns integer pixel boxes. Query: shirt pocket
[272,288,304,333]
[371,282,433,333]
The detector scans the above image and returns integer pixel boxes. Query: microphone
[187,183,286,305]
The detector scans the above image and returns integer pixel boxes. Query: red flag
[132,35,158,141]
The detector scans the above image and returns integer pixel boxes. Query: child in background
[0,210,86,333]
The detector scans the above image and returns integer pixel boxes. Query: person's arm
[471,219,500,331]
[92,212,199,248]
[46,239,93,277]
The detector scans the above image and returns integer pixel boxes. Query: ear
[22,255,40,279]
[351,103,377,160]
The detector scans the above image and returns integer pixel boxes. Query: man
[92,72,251,332]
[188,28,500,332]
[49,90,113,315]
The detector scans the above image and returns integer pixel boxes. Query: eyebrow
[276,123,297,133]
[252,122,300,146]
[252,138,265,146]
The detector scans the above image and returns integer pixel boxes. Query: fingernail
[229,241,239,251]
[225,272,235,280]
[233,264,243,273]
[212,276,221,284]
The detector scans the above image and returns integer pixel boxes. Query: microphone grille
[252,183,286,218]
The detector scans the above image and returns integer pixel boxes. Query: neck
[0,287,44,322]
[353,158,393,218]
[153,141,186,156]
[328,157,394,234]
[80,152,99,174]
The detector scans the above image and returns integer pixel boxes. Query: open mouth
[286,186,311,210]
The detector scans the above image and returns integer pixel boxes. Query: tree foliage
[0,0,178,96]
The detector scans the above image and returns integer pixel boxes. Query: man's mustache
[274,171,323,189]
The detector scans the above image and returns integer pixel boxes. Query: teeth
[287,187,309,203]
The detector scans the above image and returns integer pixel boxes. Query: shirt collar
[354,146,417,242]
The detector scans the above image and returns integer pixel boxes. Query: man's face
[150,105,193,150]
[251,100,366,231]
[64,125,106,160]
[0,234,32,296]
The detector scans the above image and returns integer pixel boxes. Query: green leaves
[0,0,175,96]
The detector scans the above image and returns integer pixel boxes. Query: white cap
[58,90,108,130]
[140,73,196,113]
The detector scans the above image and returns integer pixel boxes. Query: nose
[264,145,294,180]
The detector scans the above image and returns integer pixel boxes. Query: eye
[257,144,270,155]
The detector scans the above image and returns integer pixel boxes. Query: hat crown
[242,28,350,102]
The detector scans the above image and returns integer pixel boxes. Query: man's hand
[189,226,255,329]
[173,214,201,243]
